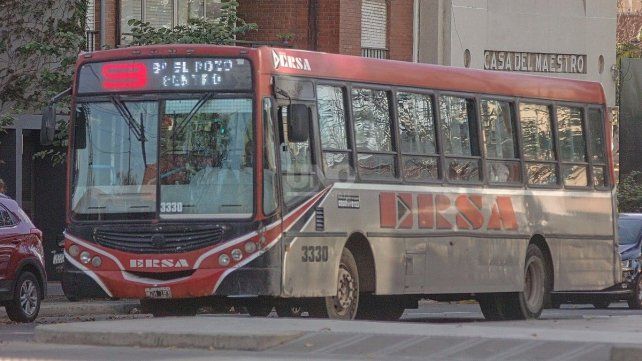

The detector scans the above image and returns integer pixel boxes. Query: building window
[361,0,388,59]
[120,0,222,44]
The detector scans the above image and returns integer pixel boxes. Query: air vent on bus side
[93,225,224,254]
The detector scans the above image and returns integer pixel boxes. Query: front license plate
[145,287,172,299]
[52,253,65,265]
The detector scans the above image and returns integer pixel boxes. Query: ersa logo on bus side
[272,50,312,71]
[379,192,519,231]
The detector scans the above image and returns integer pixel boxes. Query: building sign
[484,50,587,74]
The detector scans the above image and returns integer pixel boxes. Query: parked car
[0,194,46,322]
[612,213,642,308]
[551,213,642,309]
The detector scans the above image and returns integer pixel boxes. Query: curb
[35,325,304,351]
[39,301,140,318]
[1,301,139,319]
[610,346,642,361]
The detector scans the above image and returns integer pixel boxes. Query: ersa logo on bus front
[379,192,519,231]
[272,50,312,71]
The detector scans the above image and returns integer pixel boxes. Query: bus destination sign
[77,58,252,93]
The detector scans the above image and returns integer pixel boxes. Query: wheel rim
[524,256,545,313]
[19,280,38,317]
[333,264,357,316]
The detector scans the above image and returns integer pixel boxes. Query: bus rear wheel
[308,248,359,320]
[479,244,548,320]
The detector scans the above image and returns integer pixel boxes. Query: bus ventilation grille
[315,207,325,231]
[93,225,224,254]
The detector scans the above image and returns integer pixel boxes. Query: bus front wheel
[479,244,548,320]
[308,248,360,320]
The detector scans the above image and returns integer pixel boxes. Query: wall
[417,0,617,107]
[388,0,415,61]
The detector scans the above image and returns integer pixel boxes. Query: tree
[127,0,256,46]
[618,171,642,212]
[0,0,87,130]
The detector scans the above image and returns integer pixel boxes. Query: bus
[43,45,619,320]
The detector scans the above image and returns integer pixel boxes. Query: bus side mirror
[40,104,56,146]
[287,104,310,143]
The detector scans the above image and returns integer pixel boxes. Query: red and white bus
[48,45,619,320]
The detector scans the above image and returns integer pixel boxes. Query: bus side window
[480,99,521,184]
[397,92,439,182]
[438,95,481,182]
[588,108,609,188]
[519,103,558,186]
[557,106,588,187]
[352,88,396,180]
[278,105,319,207]
[317,85,353,181]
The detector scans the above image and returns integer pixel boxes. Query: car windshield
[71,97,253,220]
[618,218,642,245]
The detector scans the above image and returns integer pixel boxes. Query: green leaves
[618,171,642,212]
[0,0,87,162]
[128,0,256,46]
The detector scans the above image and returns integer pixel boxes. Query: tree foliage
[127,0,256,46]
[618,171,642,212]
[0,0,87,131]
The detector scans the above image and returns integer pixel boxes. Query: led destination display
[77,58,252,93]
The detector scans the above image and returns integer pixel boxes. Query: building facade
[415,0,617,108]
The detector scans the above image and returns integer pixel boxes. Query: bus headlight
[244,242,257,254]
[68,245,80,257]
[231,249,243,261]
[80,251,91,264]
[91,256,102,267]
[218,254,230,267]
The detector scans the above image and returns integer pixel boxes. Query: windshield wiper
[110,96,145,142]
[110,95,148,166]
[173,92,215,135]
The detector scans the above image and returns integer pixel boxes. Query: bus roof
[76,45,607,105]
[262,47,607,105]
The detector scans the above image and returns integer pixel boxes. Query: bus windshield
[72,96,254,220]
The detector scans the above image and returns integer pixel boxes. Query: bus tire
[140,299,199,317]
[628,275,642,309]
[509,244,548,319]
[479,244,548,320]
[309,248,360,320]
[478,294,510,321]
[356,295,405,321]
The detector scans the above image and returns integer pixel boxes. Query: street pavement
[2,301,642,360]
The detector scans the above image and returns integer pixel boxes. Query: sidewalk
[34,315,642,360]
